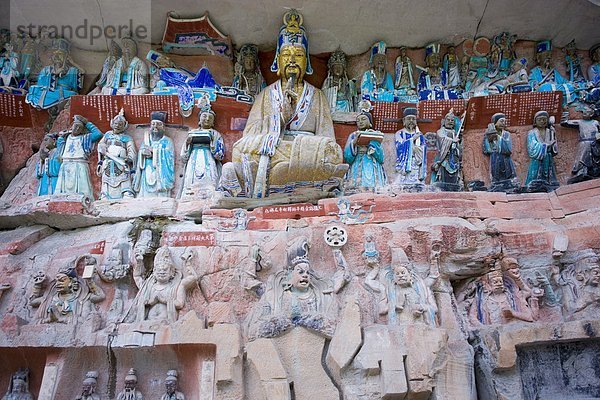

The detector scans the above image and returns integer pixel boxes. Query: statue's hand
[141,147,152,157]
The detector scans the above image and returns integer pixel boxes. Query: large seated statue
[219,10,347,199]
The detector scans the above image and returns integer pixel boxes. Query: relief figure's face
[290,262,311,291]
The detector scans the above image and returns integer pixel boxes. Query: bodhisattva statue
[133,112,175,197]
[36,134,62,196]
[361,41,395,102]
[219,10,347,199]
[322,48,357,113]
[96,244,131,326]
[232,44,266,97]
[482,113,519,192]
[75,371,99,400]
[589,43,600,87]
[558,255,600,318]
[563,40,586,84]
[431,110,463,191]
[394,107,427,188]
[53,115,103,198]
[180,96,225,198]
[97,109,137,199]
[124,246,198,323]
[365,247,439,326]
[2,369,33,400]
[116,369,143,400]
[102,36,149,95]
[443,45,461,88]
[525,111,559,192]
[246,235,337,340]
[29,256,105,327]
[160,370,184,400]
[394,46,415,93]
[561,105,600,183]
[489,32,517,78]
[94,40,122,92]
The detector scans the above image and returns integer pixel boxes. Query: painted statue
[124,246,198,323]
[470,57,530,96]
[525,110,559,192]
[97,109,137,199]
[418,43,460,100]
[343,102,386,191]
[74,371,100,400]
[361,41,395,102]
[246,236,337,340]
[443,45,461,88]
[101,37,149,95]
[29,256,105,327]
[160,370,185,400]
[365,247,439,326]
[116,369,143,400]
[322,48,357,113]
[588,43,600,87]
[25,40,81,109]
[219,10,347,198]
[0,41,21,92]
[94,40,122,91]
[561,105,600,183]
[180,96,225,198]
[36,134,63,196]
[482,113,519,192]
[394,46,415,92]
[431,110,462,191]
[54,115,103,198]
[232,44,266,97]
[489,32,517,78]
[394,107,427,188]
[529,40,577,104]
[563,40,585,84]
[133,112,175,198]
[2,369,33,400]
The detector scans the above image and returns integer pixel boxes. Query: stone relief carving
[160,370,184,400]
[116,368,143,400]
[2,369,33,400]
[74,371,100,400]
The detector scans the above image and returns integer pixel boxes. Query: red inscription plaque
[162,231,216,247]
[0,94,47,128]
[262,203,326,219]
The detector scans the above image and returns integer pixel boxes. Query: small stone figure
[180,96,225,198]
[133,112,175,198]
[500,257,541,321]
[394,46,415,92]
[561,105,600,183]
[361,41,395,102]
[489,32,517,78]
[558,254,600,318]
[75,371,99,400]
[418,43,460,100]
[102,36,149,95]
[482,113,519,192]
[0,41,21,92]
[54,115,103,198]
[160,370,184,400]
[25,40,81,109]
[125,246,198,323]
[394,107,427,188]
[96,244,131,326]
[94,40,122,91]
[322,48,357,113]
[116,369,143,400]
[246,236,337,340]
[2,369,33,400]
[525,111,559,192]
[232,44,266,97]
[443,45,461,88]
[343,101,386,191]
[431,110,463,191]
[365,247,439,326]
[528,40,576,105]
[563,40,585,84]
[97,109,137,199]
[36,134,62,196]
[29,256,105,327]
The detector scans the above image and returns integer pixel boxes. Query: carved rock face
[393,265,412,287]
[154,260,174,284]
[290,263,311,291]
[55,273,73,294]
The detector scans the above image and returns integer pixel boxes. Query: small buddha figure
[160,370,184,400]
[102,36,149,95]
[343,101,386,191]
[561,105,600,183]
[116,369,143,400]
[529,40,576,104]
[133,112,175,198]
[2,369,33,400]
[525,111,559,192]
[180,96,225,198]
[125,246,198,323]
[563,39,585,84]
[443,45,461,88]
[431,110,462,191]
[36,134,63,196]
[75,371,99,400]
[97,109,137,199]
[322,48,357,113]
[482,113,519,192]
[418,43,460,100]
[393,46,415,92]
[232,44,266,97]
[394,107,427,188]
[361,41,395,101]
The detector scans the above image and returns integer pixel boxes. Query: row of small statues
[2,21,599,115]
[2,368,185,400]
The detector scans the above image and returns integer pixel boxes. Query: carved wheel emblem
[324,225,348,248]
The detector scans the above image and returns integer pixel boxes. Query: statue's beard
[120,388,137,400]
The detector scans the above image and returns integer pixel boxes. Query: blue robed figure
[361,41,395,102]
[482,113,519,191]
[36,134,64,196]
[343,109,386,190]
[525,111,559,191]
[394,107,427,186]
[529,41,577,105]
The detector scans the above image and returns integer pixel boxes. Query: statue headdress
[125,368,138,382]
[111,108,128,131]
[357,99,374,127]
[271,9,313,75]
[536,40,552,54]
[197,94,215,117]
[165,369,179,382]
[403,107,418,118]
[150,111,167,123]
[83,371,99,385]
[491,112,506,124]
[369,41,387,65]
[328,47,346,68]
[425,43,441,58]
[237,44,259,64]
